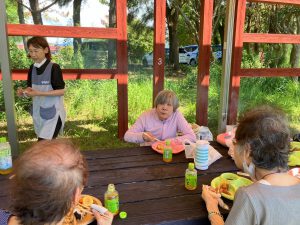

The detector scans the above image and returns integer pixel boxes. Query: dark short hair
[11,139,88,225]
[235,105,290,171]
[27,36,51,60]
[154,90,179,111]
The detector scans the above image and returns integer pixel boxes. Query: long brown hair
[11,139,88,225]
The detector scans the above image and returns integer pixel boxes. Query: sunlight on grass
[1,64,299,151]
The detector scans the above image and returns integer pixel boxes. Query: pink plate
[216,132,232,147]
[151,140,185,154]
[288,168,300,179]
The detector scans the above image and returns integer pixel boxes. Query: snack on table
[63,195,102,225]
[217,179,231,196]
[211,173,253,200]
[156,143,165,151]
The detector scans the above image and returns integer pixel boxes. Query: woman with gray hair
[201,106,300,225]
[0,139,113,225]
[124,90,196,143]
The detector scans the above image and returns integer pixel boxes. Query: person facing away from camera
[0,139,113,225]
[17,36,66,141]
[124,90,196,143]
[202,105,300,225]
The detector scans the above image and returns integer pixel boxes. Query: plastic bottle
[194,140,209,170]
[0,137,13,175]
[163,139,172,163]
[104,184,119,215]
[185,162,197,190]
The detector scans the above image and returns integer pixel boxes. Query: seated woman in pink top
[124,90,196,143]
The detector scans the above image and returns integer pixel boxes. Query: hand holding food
[142,132,157,142]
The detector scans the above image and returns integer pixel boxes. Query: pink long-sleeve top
[124,108,196,143]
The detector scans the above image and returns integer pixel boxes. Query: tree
[167,0,186,71]
[16,0,72,25]
[73,0,83,55]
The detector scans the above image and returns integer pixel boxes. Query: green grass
[0,63,299,152]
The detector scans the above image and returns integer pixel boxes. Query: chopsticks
[77,203,93,215]
[143,132,161,142]
[77,203,110,218]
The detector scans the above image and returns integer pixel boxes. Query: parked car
[184,45,198,66]
[142,47,189,66]
[183,44,223,65]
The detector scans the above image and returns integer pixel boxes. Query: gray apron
[31,62,66,139]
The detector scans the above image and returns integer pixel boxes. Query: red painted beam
[0,69,118,80]
[153,0,166,103]
[248,0,300,5]
[244,33,300,44]
[228,0,247,125]
[7,24,118,39]
[196,0,214,126]
[240,68,300,77]
[116,0,128,139]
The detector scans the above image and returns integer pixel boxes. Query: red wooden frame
[228,0,300,124]
[153,0,166,102]
[196,0,214,126]
[1,0,128,138]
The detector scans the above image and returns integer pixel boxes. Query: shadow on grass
[0,116,136,152]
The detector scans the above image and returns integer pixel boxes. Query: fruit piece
[82,195,94,207]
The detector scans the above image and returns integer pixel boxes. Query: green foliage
[8,39,31,69]
[52,46,84,69]
[128,19,153,64]
[5,0,19,23]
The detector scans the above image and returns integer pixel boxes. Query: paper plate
[151,140,185,154]
[211,173,253,200]
[288,168,300,179]
[63,194,102,225]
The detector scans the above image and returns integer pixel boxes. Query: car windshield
[185,46,198,52]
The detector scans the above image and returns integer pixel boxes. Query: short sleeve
[51,63,65,90]
[27,65,33,87]
[225,188,257,225]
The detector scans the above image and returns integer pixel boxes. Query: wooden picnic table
[0,141,238,225]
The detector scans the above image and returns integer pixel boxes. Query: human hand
[202,185,221,211]
[93,209,113,225]
[25,87,40,97]
[142,132,157,142]
[17,87,24,97]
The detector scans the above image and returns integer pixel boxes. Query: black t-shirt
[27,59,65,90]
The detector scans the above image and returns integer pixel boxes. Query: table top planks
[0,142,237,225]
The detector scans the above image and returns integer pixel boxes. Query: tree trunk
[73,0,82,55]
[17,0,28,51]
[108,0,116,68]
[166,3,179,71]
[29,0,43,24]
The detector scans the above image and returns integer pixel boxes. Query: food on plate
[81,195,94,207]
[217,179,231,196]
[63,195,101,225]
[156,143,165,151]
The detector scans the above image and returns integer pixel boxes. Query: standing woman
[17,36,66,140]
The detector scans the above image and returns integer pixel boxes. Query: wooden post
[0,0,19,156]
[196,0,214,126]
[218,0,236,133]
[228,0,246,124]
[153,0,166,103]
[116,0,128,138]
